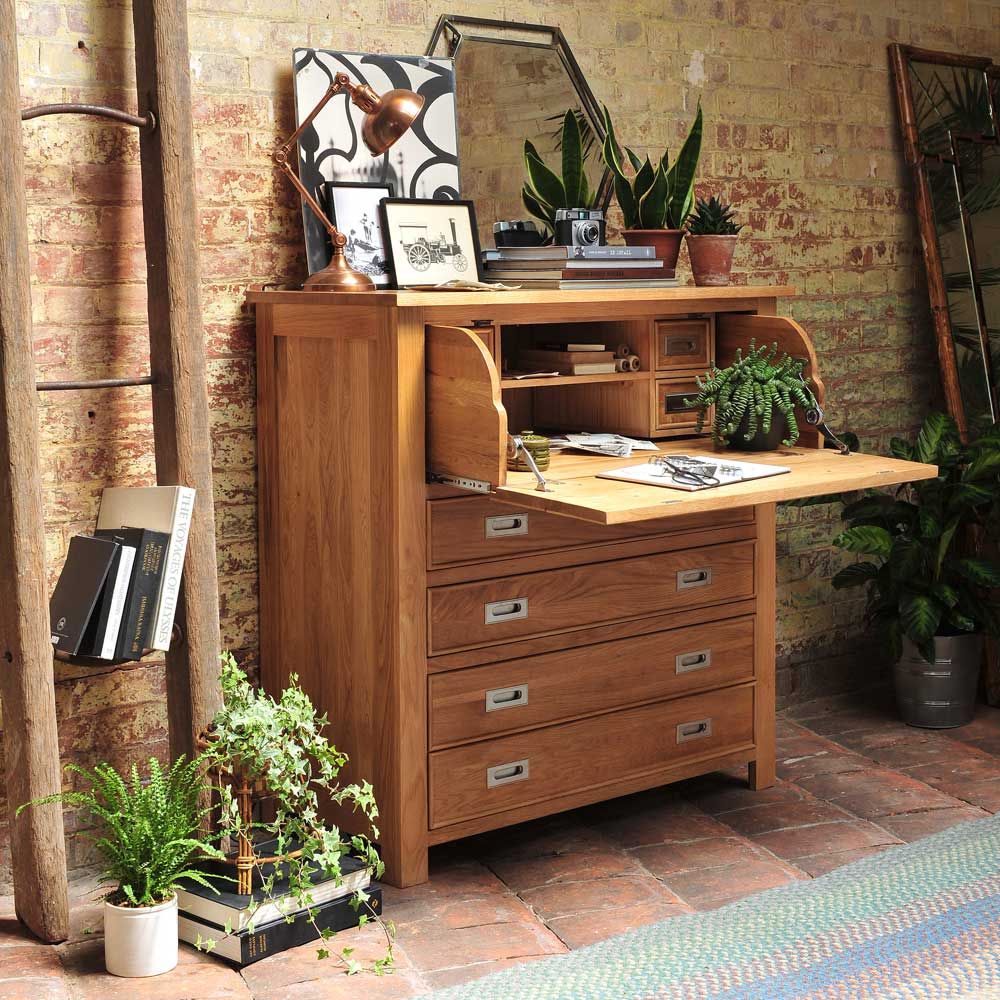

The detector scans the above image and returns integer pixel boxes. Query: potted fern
[521,109,599,239]
[687,340,819,450]
[17,756,224,977]
[686,196,743,286]
[829,414,1000,727]
[600,102,702,274]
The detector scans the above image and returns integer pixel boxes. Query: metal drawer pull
[485,513,529,538]
[485,684,529,712]
[484,598,528,624]
[664,392,697,413]
[676,649,712,674]
[487,759,530,788]
[677,567,712,590]
[677,718,713,743]
[665,336,698,355]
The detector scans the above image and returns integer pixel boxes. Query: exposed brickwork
[7,0,1000,886]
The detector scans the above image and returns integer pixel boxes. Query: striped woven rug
[426,815,1000,1000]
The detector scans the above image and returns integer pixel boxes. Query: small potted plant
[829,414,1000,728]
[600,102,702,274]
[687,340,819,450]
[686,195,743,286]
[17,756,224,977]
[521,109,599,239]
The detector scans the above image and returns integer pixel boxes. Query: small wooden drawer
[655,319,712,371]
[428,540,755,654]
[655,377,704,432]
[429,683,754,827]
[427,496,753,569]
[429,615,755,748]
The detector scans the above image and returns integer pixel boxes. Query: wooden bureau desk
[248,285,935,887]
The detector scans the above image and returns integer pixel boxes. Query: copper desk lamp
[274,72,425,290]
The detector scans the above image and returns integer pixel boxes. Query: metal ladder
[0,0,222,942]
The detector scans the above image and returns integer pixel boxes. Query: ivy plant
[199,653,392,974]
[829,413,1000,662]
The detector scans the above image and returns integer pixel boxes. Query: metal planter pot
[894,634,983,728]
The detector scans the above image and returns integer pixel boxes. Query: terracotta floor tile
[937,780,1000,812]
[420,955,550,991]
[483,843,641,893]
[793,845,895,877]
[630,836,767,876]
[660,858,802,910]
[753,820,900,860]
[775,740,869,780]
[0,981,73,1000]
[679,774,804,815]
[396,919,566,973]
[0,943,65,977]
[715,798,853,836]
[873,806,992,842]
[545,900,691,949]
[795,767,961,818]
[862,739,979,771]
[519,874,682,921]
[252,967,427,1000]
[587,797,732,848]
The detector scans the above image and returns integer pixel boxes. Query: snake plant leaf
[834,524,893,557]
[830,562,878,589]
[900,593,942,643]
[634,156,656,203]
[665,101,703,228]
[524,144,566,215]
[624,146,644,172]
[638,161,669,228]
[560,109,584,208]
[522,186,554,228]
[600,105,628,180]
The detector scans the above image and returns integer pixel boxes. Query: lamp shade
[362,88,426,156]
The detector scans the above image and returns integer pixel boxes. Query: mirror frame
[426,14,612,213]
[890,43,1000,437]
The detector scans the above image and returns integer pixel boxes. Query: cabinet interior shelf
[500,371,651,390]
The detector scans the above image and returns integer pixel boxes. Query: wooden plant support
[0,0,222,942]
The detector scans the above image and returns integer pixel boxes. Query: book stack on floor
[177,848,379,967]
[482,244,680,290]
[48,485,194,661]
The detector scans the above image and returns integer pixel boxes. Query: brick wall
[8,0,1000,885]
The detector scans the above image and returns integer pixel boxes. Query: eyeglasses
[651,455,721,487]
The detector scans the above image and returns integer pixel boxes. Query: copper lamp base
[303,252,376,292]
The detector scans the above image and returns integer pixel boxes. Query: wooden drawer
[429,684,754,827]
[427,496,753,568]
[655,377,703,433]
[429,615,755,748]
[655,319,712,371]
[428,539,755,654]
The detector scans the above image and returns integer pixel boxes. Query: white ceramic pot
[104,894,178,977]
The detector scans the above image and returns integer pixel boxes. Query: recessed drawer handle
[677,718,713,743]
[486,759,530,788]
[485,684,529,712]
[485,513,529,538]
[484,598,528,624]
[676,648,712,673]
[665,336,698,354]
[664,392,698,414]
[677,567,712,590]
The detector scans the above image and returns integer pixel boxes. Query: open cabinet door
[427,325,507,492]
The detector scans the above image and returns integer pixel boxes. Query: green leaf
[889,437,915,461]
[633,156,656,203]
[524,145,565,212]
[638,162,669,228]
[900,593,943,642]
[948,482,995,508]
[665,101,703,228]
[624,146,643,172]
[521,187,553,229]
[933,582,960,607]
[963,449,1000,482]
[954,558,1000,586]
[947,609,977,631]
[918,509,942,538]
[831,562,879,589]
[560,109,583,208]
[915,411,959,464]
[834,525,893,557]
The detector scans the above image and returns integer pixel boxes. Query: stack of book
[177,848,378,967]
[515,341,618,376]
[482,244,680,289]
[48,485,195,660]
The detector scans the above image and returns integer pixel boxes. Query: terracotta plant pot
[622,229,684,277]
[687,234,738,286]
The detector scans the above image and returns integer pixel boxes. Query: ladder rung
[20,103,154,130]
[36,376,156,392]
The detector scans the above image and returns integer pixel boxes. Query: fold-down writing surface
[494,445,937,525]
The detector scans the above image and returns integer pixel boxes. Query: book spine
[99,546,136,660]
[151,487,195,650]
[117,535,166,659]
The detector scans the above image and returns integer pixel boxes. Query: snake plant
[686,340,818,447]
[522,109,597,234]
[600,102,702,230]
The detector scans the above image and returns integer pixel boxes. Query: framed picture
[323,181,394,288]
[293,49,460,276]
[379,199,482,287]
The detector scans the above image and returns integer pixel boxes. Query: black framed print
[379,198,482,287]
[323,181,394,288]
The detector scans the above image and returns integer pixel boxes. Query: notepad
[598,455,792,492]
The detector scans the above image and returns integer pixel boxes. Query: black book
[96,527,168,660]
[81,537,137,660]
[179,886,383,967]
[49,535,120,655]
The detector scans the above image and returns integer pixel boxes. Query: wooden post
[0,0,70,943]
[132,0,223,757]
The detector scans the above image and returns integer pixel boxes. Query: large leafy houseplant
[521,109,598,235]
[199,653,392,973]
[830,413,1000,664]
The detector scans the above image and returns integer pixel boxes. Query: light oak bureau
[248,285,935,887]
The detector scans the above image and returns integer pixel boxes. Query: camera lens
[579,222,600,245]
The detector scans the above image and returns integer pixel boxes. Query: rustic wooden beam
[132,0,223,757]
[0,0,70,944]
